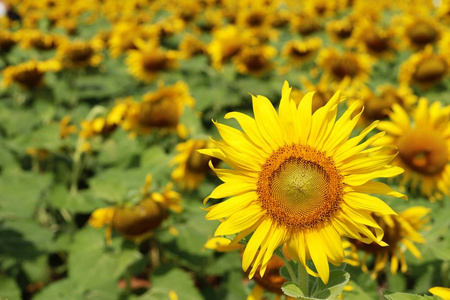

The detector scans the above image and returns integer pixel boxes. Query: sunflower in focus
[282,38,322,65]
[126,40,179,82]
[89,175,182,243]
[399,46,449,89]
[350,206,430,278]
[171,139,218,191]
[121,81,194,138]
[2,59,61,89]
[317,48,373,86]
[57,39,103,68]
[376,98,450,201]
[233,43,277,77]
[202,81,404,283]
[207,25,254,70]
[0,29,16,54]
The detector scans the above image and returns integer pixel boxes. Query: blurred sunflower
[233,43,277,77]
[281,38,322,65]
[207,25,254,70]
[399,45,449,89]
[2,59,61,89]
[350,206,430,278]
[0,29,16,54]
[194,8,223,33]
[376,98,450,201]
[89,175,182,243]
[395,14,443,50]
[57,39,103,68]
[121,81,194,138]
[178,34,205,58]
[59,116,78,139]
[350,20,397,59]
[317,48,372,85]
[290,75,338,113]
[171,139,218,191]
[326,18,354,44]
[126,40,179,82]
[235,3,277,42]
[108,22,146,57]
[290,12,322,37]
[202,81,404,283]
[16,29,64,51]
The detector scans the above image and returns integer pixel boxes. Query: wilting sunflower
[281,38,322,65]
[429,287,450,300]
[317,48,373,86]
[376,98,450,201]
[399,46,449,89]
[207,25,254,70]
[201,81,404,283]
[121,81,194,138]
[126,40,179,82]
[89,175,182,243]
[57,39,103,68]
[233,43,277,77]
[0,29,16,54]
[2,59,61,89]
[171,139,218,191]
[350,206,430,278]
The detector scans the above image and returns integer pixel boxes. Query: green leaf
[383,291,440,300]
[33,278,82,300]
[282,281,304,298]
[310,270,350,299]
[139,267,202,300]
[0,276,21,300]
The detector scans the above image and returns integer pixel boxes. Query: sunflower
[194,8,223,33]
[290,12,322,37]
[89,175,182,243]
[235,3,278,42]
[2,59,61,89]
[121,82,194,137]
[178,34,205,58]
[395,14,443,50]
[207,25,254,70]
[317,48,373,86]
[171,139,218,191]
[59,116,78,139]
[108,21,146,57]
[0,29,16,54]
[429,287,450,300]
[57,39,103,68]
[281,38,322,65]
[350,20,397,59]
[399,45,449,89]
[233,43,277,77]
[201,81,404,284]
[350,206,430,278]
[16,29,64,51]
[326,18,354,44]
[126,40,179,82]
[375,98,450,201]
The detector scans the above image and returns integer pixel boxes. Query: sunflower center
[331,56,359,80]
[139,97,180,128]
[365,91,401,120]
[364,32,390,53]
[290,46,312,58]
[258,145,343,228]
[407,21,438,46]
[0,36,15,53]
[335,25,353,39]
[245,12,265,27]
[397,128,448,175]
[13,68,44,87]
[243,52,267,71]
[413,57,447,83]
[186,146,212,173]
[66,47,94,63]
[142,54,168,72]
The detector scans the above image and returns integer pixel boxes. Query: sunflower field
[1,0,450,299]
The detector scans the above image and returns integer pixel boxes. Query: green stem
[298,261,309,296]
[278,250,297,284]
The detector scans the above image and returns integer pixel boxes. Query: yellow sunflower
[376,98,450,201]
[350,20,397,59]
[207,25,254,70]
[350,206,430,278]
[289,12,322,37]
[2,59,61,89]
[178,34,205,58]
[235,3,278,42]
[394,13,443,50]
[108,21,144,57]
[281,38,322,65]
[89,175,182,243]
[171,139,218,191]
[121,81,194,138]
[399,46,449,89]
[15,29,64,51]
[201,81,404,284]
[233,43,277,77]
[57,39,103,69]
[317,48,373,86]
[326,18,354,44]
[126,40,179,82]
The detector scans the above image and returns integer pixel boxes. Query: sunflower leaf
[282,281,304,298]
[383,291,440,300]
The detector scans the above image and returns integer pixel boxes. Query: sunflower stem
[278,250,297,284]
